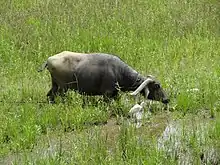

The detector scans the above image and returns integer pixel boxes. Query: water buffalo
[38,51,169,104]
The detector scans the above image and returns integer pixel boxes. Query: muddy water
[157,114,219,165]
[1,111,219,164]
[0,112,171,164]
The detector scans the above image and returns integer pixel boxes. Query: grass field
[1,0,220,164]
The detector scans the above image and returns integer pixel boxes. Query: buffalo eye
[154,83,160,89]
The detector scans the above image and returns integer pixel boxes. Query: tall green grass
[1,0,220,164]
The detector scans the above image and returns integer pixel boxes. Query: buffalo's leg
[82,94,98,107]
[103,90,119,103]
[57,87,68,103]
[46,79,58,104]
[82,95,89,108]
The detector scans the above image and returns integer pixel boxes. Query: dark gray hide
[38,52,169,104]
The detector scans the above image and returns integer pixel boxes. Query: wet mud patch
[157,112,220,164]
[1,110,219,164]
[1,112,171,164]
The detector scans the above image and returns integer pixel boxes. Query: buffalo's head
[130,75,169,104]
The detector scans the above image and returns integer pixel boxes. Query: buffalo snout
[162,98,170,104]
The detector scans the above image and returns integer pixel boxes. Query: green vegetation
[1,0,220,164]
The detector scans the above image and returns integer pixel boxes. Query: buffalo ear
[154,83,161,89]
